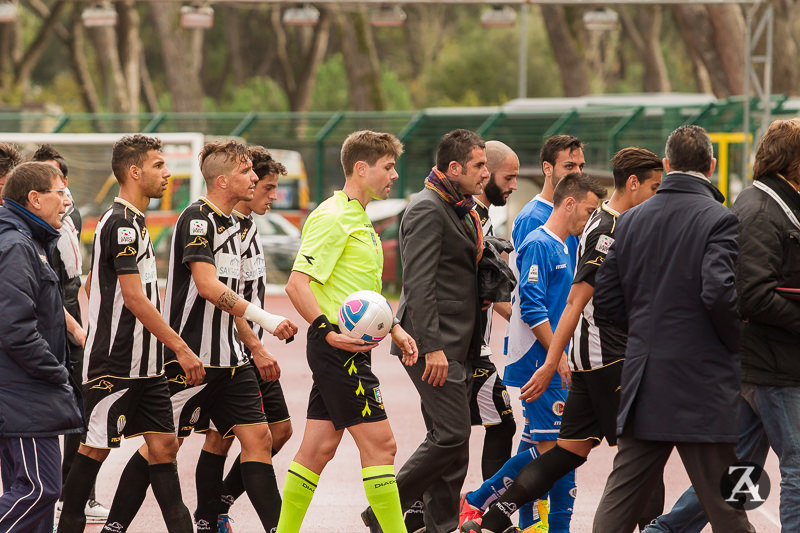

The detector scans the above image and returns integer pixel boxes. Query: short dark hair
[2,162,63,205]
[0,142,22,178]
[199,140,249,184]
[553,172,607,207]
[340,130,403,177]
[31,144,68,176]
[752,119,800,182]
[611,147,663,190]
[540,135,583,166]
[248,146,288,180]
[111,135,163,183]
[436,129,485,173]
[664,125,714,173]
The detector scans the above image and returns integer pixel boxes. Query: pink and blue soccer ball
[338,290,393,343]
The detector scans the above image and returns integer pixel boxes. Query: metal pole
[517,3,528,98]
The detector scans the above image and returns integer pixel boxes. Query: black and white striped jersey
[163,197,246,368]
[570,202,627,371]
[475,199,494,355]
[83,198,162,382]
[234,210,268,352]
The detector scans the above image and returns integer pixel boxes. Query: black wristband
[310,314,336,341]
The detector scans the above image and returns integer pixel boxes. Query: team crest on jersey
[118,228,135,244]
[117,415,126,433]
[595,234,614,254]
[189,407,201,425]
[528,265,539,283]
[190,219,207,236]
[552,400,565,416]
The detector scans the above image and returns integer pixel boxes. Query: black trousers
[593,427,755,533]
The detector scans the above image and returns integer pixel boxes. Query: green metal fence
[2,96,796,204]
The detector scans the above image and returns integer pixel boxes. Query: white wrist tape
[243,302,286,334]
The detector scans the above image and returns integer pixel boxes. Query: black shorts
[305,326,387,430]
[558,360,623,446]
[82,375,175,449]
[165,360,267,438]
[251,363,291,424]
[469,355,514,426]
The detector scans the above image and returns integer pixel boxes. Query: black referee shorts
[305,326,387,430]
[469,355,514,427]
[558,359,623,446]
[165,360,267,438]
[82,374,175,449]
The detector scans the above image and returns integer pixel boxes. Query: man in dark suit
[592,125,755,532]
[392,129,489,533]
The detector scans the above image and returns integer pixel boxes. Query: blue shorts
[522,385,567,441]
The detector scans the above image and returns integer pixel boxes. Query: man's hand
[253,346,281,381]
[557,352,571,391]
[174,347,205,386]
[422,350,448,386]
[390,325,418,366]
[520,362,557,402]
[325,332,378,353]
[272,319,298,341]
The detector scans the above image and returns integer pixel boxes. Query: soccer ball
[338,290,394,343]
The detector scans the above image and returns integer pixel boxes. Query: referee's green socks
[276,461,319,533]
[362,465,404,533]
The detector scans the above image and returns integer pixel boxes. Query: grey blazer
[392,187,481,362]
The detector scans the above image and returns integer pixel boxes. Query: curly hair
[248,146,288,180]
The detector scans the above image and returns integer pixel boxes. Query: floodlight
[283,4,319,26]
[0,1,17,23]
[369,5,406,28]
[480,5,516,28]
[81,3,117,27]
[180,4,214,29]
[583,7,618,32]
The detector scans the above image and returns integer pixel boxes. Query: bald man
[469,141,519,481]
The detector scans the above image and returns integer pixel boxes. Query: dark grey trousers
[396,357,471,533]
[593,427,755,533]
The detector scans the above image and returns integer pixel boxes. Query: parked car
[256,212,302,284]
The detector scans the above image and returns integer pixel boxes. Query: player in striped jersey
[470,140,518,480]
[104,141,297,533]
[203,146,294,531]
[462,147,664,533]
[58,135,204,533]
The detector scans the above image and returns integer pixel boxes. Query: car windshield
[254,213,300,237]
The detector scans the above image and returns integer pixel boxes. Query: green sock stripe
[288,461,320,486]
[361,464,395,478]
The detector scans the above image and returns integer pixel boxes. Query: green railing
[1,96,794,204]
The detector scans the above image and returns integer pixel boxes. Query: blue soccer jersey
[504,226,574,387]
[511,195,578,261]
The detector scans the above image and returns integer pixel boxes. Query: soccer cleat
[459,493,484,528]
[460,520,521,533]
[537,499,549,528]
[217,514,234,533]
[361,507,383,533]
[521,523,548,532]
[84,499,110,524]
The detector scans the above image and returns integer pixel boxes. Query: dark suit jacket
[392,187,481,362]
[594,173,741,443]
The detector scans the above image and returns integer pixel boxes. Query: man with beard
[469,140,519,481]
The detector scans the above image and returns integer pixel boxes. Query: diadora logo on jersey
[596,234,614,254]
[117,415,126,433]
[302,254,315,265]
[118,227,136,244]
[555,263,567,270]
[189,219,207,236]
[552,400,565,416]
[189,407,201,425]
[528,265,539,283]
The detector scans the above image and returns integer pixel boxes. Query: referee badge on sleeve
[118,228,135,244]
[190,219,208,236]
